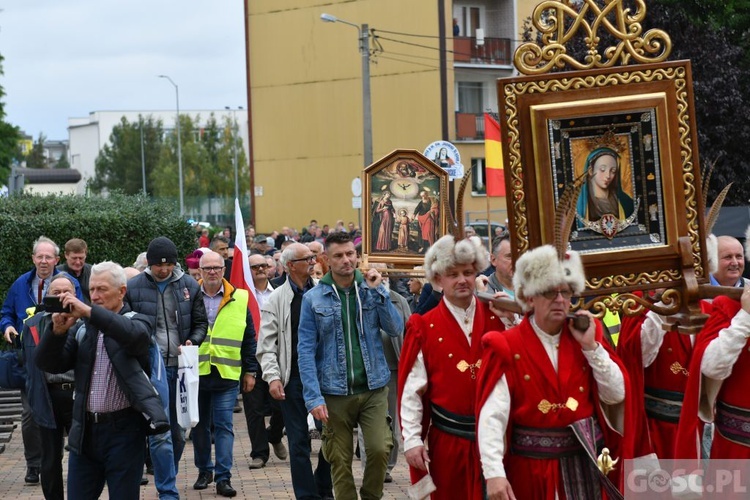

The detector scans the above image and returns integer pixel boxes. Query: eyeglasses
[540,289,574,300]
[289,255,317,264]
[250,264,270,270]
[200,266,225,273]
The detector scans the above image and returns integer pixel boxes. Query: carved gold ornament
[515,0,671,75]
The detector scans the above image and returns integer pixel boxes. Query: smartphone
[43,295,71,313]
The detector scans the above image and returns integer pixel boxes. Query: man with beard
[298,232,403,499]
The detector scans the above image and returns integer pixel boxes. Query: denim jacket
[298,271,404,411]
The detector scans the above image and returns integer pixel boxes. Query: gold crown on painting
[587,128,624,154]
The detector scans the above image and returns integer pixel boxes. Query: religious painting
[546,109,667,254]
[499,61,708,296]
[363,149,449,266]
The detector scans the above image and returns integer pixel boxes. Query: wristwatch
[248,372,256,378]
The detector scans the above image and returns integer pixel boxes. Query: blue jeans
[281,374,332,499]
[149,365,182,499]
[67,408,145,500]
[193,381,238,483]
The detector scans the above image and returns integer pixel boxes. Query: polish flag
[229,198,261,333]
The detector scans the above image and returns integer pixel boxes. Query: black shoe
[384,472,393,483]
[217,480,237,497]
[193,470,213,490]
[24,467,39,484]
[140,475,149,485]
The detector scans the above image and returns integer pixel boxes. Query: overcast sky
[1,0,247,140]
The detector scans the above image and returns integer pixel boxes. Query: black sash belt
[511,424,594,459]
[715,400,750,447]
[430,403,475,441]
[644,386,684,424]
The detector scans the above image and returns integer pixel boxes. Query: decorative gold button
[524,374,530,381]
[667,348,673,353]
[430,324,434,328]
[448,353,453,358]
[514,354,520,360]
[490,316,496,320]
[438,337,443,342]
[579,386,584,393]
[582,366,587,371]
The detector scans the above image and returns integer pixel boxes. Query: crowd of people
[3,221,750,499]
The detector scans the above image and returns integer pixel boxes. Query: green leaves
[0,192,197,304]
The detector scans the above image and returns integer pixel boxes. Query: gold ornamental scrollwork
[515,0,672,75]
[574,289,682,317]
[504,65,705,280]
[586,269,682,290]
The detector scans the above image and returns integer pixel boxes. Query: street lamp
[225,106,242,201]
[158,74,184,215]
[320,13,373,167]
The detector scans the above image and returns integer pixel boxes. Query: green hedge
[0,192,197,304]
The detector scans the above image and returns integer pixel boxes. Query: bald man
[711,236,749,287]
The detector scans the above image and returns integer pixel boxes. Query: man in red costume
[618,235,744,461]
[676,233,750,467]
[398,235,506,499]
[477,245,633,500]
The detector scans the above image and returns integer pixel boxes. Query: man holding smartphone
[0,236,82,485]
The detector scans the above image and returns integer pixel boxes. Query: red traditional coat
[397,299,504,500]
[477,316,634,500]
[675,296,750,460]
[618,310,693,459]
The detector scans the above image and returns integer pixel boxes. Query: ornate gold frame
[362,149,449,267]
[500,61,707,314]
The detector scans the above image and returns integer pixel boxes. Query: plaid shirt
[86,332,130,413]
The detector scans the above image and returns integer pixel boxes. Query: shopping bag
[176,345,200,429]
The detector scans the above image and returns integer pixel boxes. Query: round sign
[351,177,362,197]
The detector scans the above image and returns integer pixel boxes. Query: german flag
[484,113,505,197]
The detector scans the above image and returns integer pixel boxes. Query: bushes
[0,192,196,304]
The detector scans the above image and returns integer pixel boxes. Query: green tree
[90,116,164,195]
[25,132,47,169]
[0,53,21,181]
[54,154,70,169]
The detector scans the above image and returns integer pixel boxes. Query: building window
[471,157,486,195]
[457,82,483,114]
[455,5,484,37]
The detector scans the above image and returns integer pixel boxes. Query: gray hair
[280,243,307,269]
[33,236,60,256]
[132,252,148,272]
[91,261,127,288]
[50,272,78,289]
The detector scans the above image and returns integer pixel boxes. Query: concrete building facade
[245,0,537,233]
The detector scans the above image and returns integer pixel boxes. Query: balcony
[455,113,486,141]
[453,37,511,66]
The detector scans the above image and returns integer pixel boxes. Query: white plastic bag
[176,345,200,429]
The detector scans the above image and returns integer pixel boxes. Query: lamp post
[320,13,372,167]
[158,74,184,215]
[225,106,241,201]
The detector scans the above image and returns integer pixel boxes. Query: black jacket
[35,304,170,453]
[125,268,208,347]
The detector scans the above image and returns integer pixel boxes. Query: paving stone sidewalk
[0,411,412,499]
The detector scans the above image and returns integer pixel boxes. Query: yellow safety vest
[603,307,621,347]
[198,288,248,380]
